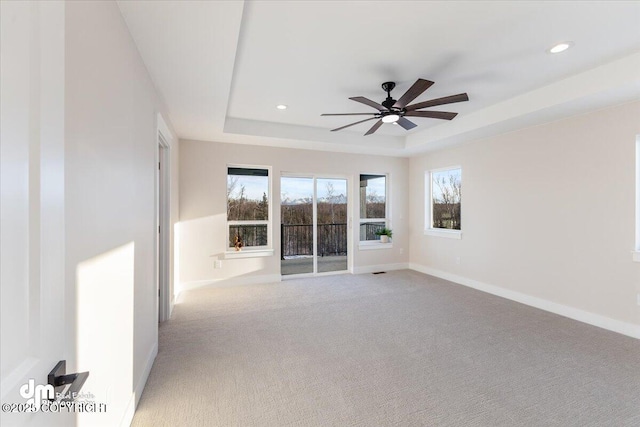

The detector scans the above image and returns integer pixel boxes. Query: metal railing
[235,222,386,255]
[228,224,268,247]
[281,223,347,259]
[360,222,385,241]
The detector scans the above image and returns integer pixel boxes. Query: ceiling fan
[321,79,469,136]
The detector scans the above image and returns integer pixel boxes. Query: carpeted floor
[131,270,640,427]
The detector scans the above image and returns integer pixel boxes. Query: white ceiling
[117,1,640,157]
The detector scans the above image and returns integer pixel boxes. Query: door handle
[48,360,89,401]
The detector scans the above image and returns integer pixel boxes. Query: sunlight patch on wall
[76,242,134,426]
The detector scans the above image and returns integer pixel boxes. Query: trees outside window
[359,174,387,241]
[430,167,461,230]
[227,167,270,249]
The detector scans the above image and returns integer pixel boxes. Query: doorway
[281,175,349,276]
[157,136,170,322]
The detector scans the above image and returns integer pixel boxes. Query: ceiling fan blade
[396,117,418,130]
[405,93,469,111]
[321,113,378,116]
[393,79,434,109]
[404,111,458,120]
[331,117,378,132]
[349,96,387,111]
[364,119,383,136]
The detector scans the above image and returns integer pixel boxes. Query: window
[227,166,270,250]
[359,174,387,242]
[426,167,462,238]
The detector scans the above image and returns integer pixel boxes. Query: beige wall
[409,101,640,328]
[65,1,178,424]
[178,140,409,290]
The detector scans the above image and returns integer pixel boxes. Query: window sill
[424,228,462,239]
[359,242,393,250]
[224,249,274,259]
[633,251,640,263]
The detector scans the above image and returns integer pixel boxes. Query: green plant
[375,228,393,237]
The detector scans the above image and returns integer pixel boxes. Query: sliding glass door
[316,178,348,273]
[281,177,314,275]
[281,176,348,276]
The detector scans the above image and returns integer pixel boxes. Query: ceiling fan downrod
[381,81,397,110]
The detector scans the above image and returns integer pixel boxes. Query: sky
[282,177,348,202]
[229,175,386,203]
[431,168,461,200]
[227,175,269,201]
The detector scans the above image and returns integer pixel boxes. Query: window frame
[425,166,462,240]
[359,172,391,248]
[225,164,273,257]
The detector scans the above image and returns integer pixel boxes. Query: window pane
[360,174,386,241]
[360,175,386,219]
[229,224,268,248]
[432,168,461,230]
[227,168,269,221]
[281,177,314,274]
[359,221,385,241]
[317,179,348,225]
[317,179,348,262]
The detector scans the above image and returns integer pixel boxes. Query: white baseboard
[353,263,409,275]
[409,263,640,340]
[120,341,158,427]
[177,274,282,294]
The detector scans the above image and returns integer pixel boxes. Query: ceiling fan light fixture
[548,41,573,54]
[382,114,400,123]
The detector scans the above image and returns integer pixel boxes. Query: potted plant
[375,228,393,243]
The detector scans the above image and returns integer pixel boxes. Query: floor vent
[372,271,386,275]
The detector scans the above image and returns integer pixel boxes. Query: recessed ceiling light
[276,104,287,110]
[381,114,400,123]
[548,42,573,54]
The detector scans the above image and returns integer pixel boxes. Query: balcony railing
[234,222,385,258]
[360,222,385,241]
[281,223,347,259]
[228,224,268,247]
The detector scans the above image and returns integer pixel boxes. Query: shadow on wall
[176,214,271,296]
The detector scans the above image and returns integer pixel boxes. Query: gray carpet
[131,270,640,427]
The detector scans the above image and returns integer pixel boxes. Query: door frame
[157,114,172,322]
[280,173,352,277]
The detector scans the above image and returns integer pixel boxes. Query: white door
[1,2,70,426]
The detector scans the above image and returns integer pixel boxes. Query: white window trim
[226,164,273,256]
[425,166,462,239]
[224,249,274,259]
[424,228,462,239]
[358,172,390,247]
[634,136,640,262]
[359,241,394,250]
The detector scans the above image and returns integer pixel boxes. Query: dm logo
[19,379,54,406]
